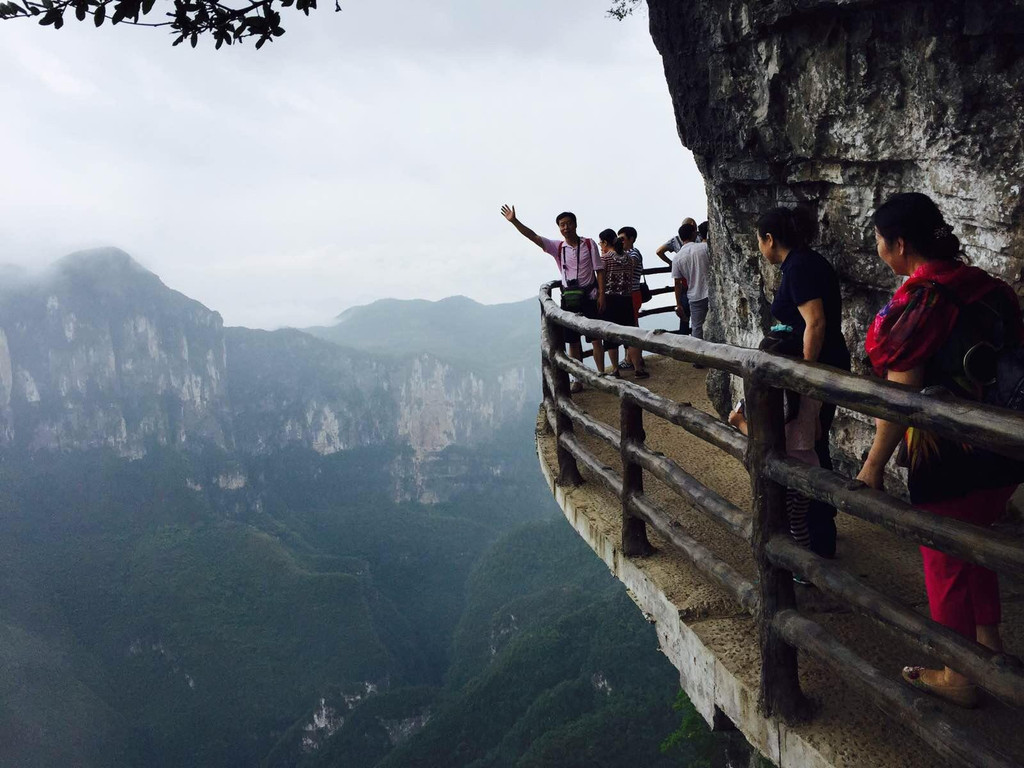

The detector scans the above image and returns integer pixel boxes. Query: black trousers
[808,401,839,558]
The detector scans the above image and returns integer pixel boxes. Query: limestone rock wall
[647,0,1024,468]
[0,248,230,456]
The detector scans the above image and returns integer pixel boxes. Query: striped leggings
[787,488,811,548]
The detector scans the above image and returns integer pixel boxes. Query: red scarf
[865,260,1021,376]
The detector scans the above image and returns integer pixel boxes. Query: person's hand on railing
[727,406,749,437]
[855,462,885,490]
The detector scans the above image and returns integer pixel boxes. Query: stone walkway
[536,354,1023,768]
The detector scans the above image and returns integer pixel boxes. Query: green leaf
[141,0,154,13]
[93,2,104,24]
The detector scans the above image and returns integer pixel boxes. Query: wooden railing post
[540,308,554,436]
[546,315,583,487]
[620,397,654,557]
[744,374,807,721]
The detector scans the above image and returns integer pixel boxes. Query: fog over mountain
[0,247,728,768]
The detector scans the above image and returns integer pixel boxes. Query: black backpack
[926,280,1024,411]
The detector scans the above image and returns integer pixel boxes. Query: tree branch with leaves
[607,0,641,21]
[0,0,335,49]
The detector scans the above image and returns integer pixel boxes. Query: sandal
[902,666,979,708]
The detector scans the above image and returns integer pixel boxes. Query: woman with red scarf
[858,192,1024,707]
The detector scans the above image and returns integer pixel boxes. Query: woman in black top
[756,206,851,557]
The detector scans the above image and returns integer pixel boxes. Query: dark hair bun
[873,193,961,262]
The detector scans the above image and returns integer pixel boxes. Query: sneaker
[634,369,650,380]
[570,381,583,394]
[617,361,634,371]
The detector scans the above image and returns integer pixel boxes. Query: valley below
[0,249,736,768]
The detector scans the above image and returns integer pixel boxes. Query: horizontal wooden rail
[557,431,622,496]
[555,431,757,614]
[765,454,1024,578]
[550,350,746,461]
[643,266,671,276]
[557,395,621,448]
[624,442,752,541]
[540,282,1024,462]
[647,285,674,297]
[755,354,1024,463]
[545,372,750,542]
[774,610,1020,768]
[638,305,677,318]
[628,492,758,614]
[767,535,1024,707]
[540,276,1024,767]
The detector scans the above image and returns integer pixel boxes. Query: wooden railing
[538,278,1024,768]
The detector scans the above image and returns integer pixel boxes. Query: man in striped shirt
[615,226,648,377]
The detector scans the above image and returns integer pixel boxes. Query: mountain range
[0,248,737,768]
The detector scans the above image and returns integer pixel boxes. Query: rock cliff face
[0,249,229,457]
[647,0,1024,464]
[0,249,532,468]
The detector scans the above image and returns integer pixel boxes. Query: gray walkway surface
[536,354,1024,768]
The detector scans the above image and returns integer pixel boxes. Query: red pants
[918,485,1015,638]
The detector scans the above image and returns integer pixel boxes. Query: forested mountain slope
[0,249,725,768]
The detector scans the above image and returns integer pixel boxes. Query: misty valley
[0,249,725,767]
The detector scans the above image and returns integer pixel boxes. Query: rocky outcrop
[0,248,229,456]
[0,249,533,463]
[226,329,531,458]
[647,1,1024,464]
[397,358,529,452]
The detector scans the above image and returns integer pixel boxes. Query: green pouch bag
[561,287,585,313]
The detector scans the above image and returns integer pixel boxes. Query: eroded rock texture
[648,0,1024,465]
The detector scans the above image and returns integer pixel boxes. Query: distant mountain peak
[54,246,152,277]
[333,295,512,323]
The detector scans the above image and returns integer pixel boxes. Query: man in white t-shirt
[657,218,697,334]
[671,220,710,357]
[500,204,606,385]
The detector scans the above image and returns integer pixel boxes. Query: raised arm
[500,204,544,248]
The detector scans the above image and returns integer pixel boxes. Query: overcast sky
[0,0,707,329]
